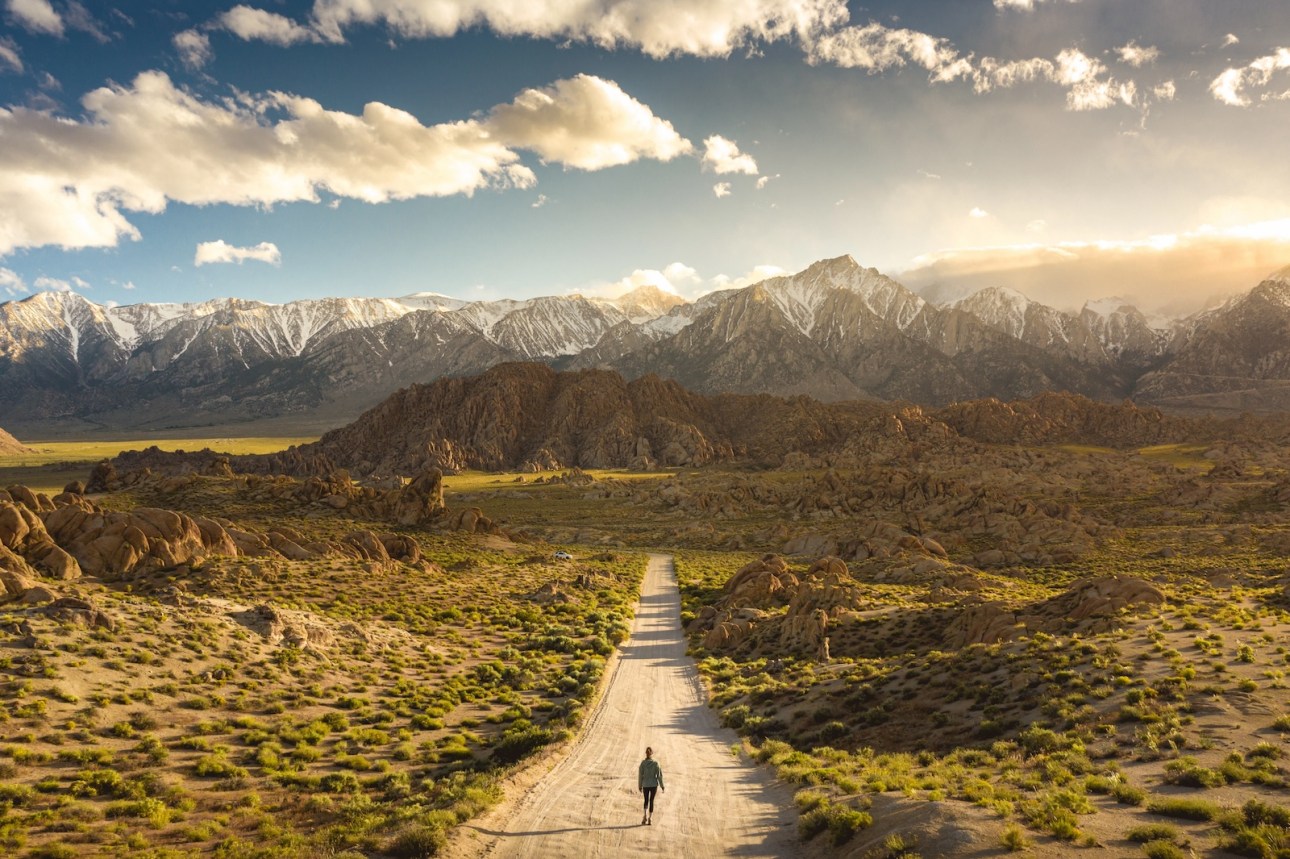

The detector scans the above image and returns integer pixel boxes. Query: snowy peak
[395,292,469,312]
[610,285,687,323]
[756,257,925,335]
[1250,272,1290,307]
[951,287,1036,338]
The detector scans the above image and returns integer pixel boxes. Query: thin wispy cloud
[901,219,1290,315]
[6,0,63,36]
[805,21,972,82]
[992,0,1082,9]
[1211,47,1290,106]
[0,266,28,296]
[1117,40,1161,67]
[172,29,212,69]
[0,36,22,72]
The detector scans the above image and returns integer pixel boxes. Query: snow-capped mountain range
[3,255,1290,434]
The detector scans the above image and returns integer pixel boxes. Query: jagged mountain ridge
[2,256,1290,433]
[108,363,1241,478]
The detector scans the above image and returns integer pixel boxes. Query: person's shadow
[462,823,642,837]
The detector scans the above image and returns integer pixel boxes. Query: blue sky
[1,0,1288,314]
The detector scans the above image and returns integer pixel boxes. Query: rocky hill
[4,257,1290,435]
[101,363,1265,481]
[0,426,31,455]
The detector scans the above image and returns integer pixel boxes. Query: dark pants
[642,786,657,813]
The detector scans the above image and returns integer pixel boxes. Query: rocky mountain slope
[3,258,1290,435]
[1135,266,1290,411]
[104,363,1244,480]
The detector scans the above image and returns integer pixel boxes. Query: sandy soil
[454,553,799,858]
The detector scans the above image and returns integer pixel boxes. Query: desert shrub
[1240,799,1290,828]
[722,704,751,729]
[1141,840,1186,859]
[1164,756,1227,788]
[1000,823,1030,852]
[194,753,248,779]
[491,724,555,765]
[1114,783,1147,805]
[798,798,872,845]
[864,832,920,857]
[385,823,446,857]
[828,806,873,846]
[1248,743,1283,762]
[0,782,36,813]
[105,797,172,828]
[794,789,828,812]
[1146,796,1225,821]
[26,845,79,859]
[69,768,124,798]
[1127,823,1181,843]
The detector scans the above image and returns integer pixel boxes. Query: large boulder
[0,501,81,580]
[393,468,445,525]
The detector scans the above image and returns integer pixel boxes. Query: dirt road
[458,553,799,858]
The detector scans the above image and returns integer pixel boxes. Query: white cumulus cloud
[711,264,789,291]
[713,182,732,198]
[596,261,785,300]
[1210,48,1290,106]
[220,5,320,45]
[487,74,692,170]
[0,71,690,256]
[225,0,849,59]
[194,240,282,267]
[6,0,62,35]
[702,135,758,175]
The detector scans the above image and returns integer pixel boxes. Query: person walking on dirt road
[638,746,664,825]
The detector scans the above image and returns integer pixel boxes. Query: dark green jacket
[638,757,664,790]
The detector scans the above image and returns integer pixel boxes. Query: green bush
[386,823,446,858]
[1000,823,1030,852]
[828,807,873,846]
[1126,823,1181,843]
[1146,796,1225,821]
[1142,840,1186,859]
[798,799,872,845]
[491,725,554,764]
[26,845,79,859]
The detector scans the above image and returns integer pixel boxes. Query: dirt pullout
[454,554,798,858]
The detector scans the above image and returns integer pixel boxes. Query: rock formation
[0,427,32,456]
